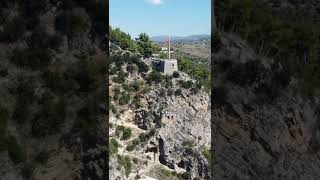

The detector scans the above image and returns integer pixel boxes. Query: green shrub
[179,172,191,179]
[180,80,194,89]
[122,128,132,140]
[135,61,149,73]
[119,92,131,105]
[110,138,120,155]
[174,89,182,96]
[182,140,195,147]
[147,70,163,83]
[112,70,127,84]
[161,169,172,176]
[132,157,138,164]
[137,33,157,57]
[173,71,180,78]
[141,86,151,94]
[31,98,66,137]
[163,75,173,88]
[110,26,136,51]
[117,155,132,177]
[126,64,138,74]
[138,133,147,142]
[110,66,119,75]
[126,139,139,151]
[112,87,121,101]
[178,57,210,90]
[115,126,132,140]
[202,147,212,173]
[138,129,156,143]
[110,104,117,114]
[124,80,143,92]
[132,96,141,109]
[131,80,143,91]
[159,52,168,59]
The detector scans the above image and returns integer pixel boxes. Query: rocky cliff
[109,47,211,179]
[213,32,320,179]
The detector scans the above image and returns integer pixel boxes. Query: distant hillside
[151,34,210,42]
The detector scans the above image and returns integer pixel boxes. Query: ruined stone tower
[159,59,178,75]
[159,35,178,75]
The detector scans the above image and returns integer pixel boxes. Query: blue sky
[110,0,211,38]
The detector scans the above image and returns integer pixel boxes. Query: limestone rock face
[109,48,211,179]
[134,109,153,130]
[213,32,320,179]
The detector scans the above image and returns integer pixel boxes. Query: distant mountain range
[151,34,210,42]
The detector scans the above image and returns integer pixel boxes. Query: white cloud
[146,0,163,5]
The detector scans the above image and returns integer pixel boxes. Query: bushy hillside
[109,30,211,179]
[215,0,320,96]
[213,0,320,179]
[0,0,107,179]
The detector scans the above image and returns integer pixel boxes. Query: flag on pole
[166,36,170,43]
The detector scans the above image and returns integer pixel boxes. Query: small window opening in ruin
[171,116,173,119]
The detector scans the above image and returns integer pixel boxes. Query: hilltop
[109,28,211,179]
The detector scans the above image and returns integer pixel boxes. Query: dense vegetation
[178,56,211,91]
[216,0,320,95]
[0,0,108,178]
[109,26,157,57]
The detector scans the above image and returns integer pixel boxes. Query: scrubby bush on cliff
[118,92,131,105]
[115,126,132,140]
[31,98,66,137]
[110,138,120,154]
[178,57,210,90]
[216,0,320,94]
[147,70,163,84]
[117,155,132,177]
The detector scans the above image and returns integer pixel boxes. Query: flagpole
[168,35,171,59]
